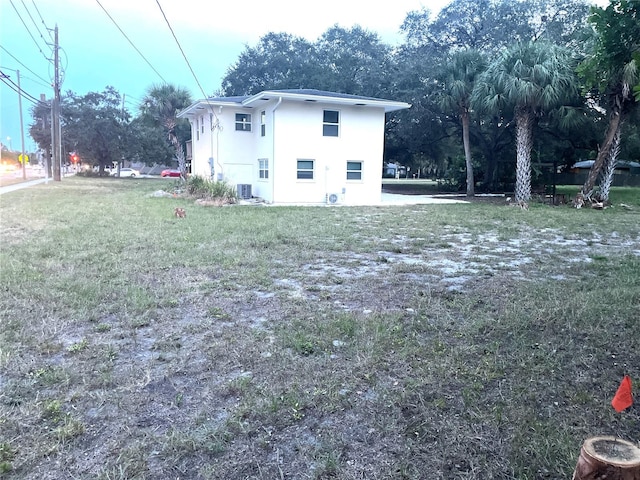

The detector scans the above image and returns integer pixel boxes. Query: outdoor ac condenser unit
[326,192,343,205]
[237,184,252,199]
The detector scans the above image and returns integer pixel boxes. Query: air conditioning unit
[326,192,343,205]
[237,184,252,199]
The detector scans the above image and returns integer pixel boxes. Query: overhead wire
[20,0,52,49]
[0,45,51,86]
[0,70,42,104]
[30,0,55,43]
[0,65,51,89]
[94,0,167,84]
[154,0,219,120]
[8,0,52,62]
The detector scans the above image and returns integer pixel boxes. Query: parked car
[112,168,140,178]
[161,169,181,177]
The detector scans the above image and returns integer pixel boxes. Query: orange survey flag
[611,375,633,412]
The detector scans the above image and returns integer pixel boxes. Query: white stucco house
[177,89,411,205]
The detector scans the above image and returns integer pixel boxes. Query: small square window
[297,159,314,180]
[323,110,339,137]
[235,113,252,132]
[347,161,362,180]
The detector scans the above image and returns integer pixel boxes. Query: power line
[154,0,208,100]
[94,0,167,83]
[0,71,42,104]
[0,65,51,89]
[0,70,43,103]
[20,0,51,49]
[30,0,54,43]
[154,0,220,125]
[8,0,52,62]
[0,45,50,85]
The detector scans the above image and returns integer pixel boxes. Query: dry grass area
[1,177,639,479]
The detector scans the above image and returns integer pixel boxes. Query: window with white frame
[195,118,200,141]
[260,111,266,137]
[235,113,252,131]
[347,161,363,180]
[323,110,339,137]
[200,116,205,134]
[297,159,314,180]
[258,158,269,179]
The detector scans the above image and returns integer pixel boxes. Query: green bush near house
[186,175,238,203]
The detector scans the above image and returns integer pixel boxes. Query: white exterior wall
[271,101,385,205]
[190,107,273,199]
[185,99,386,205]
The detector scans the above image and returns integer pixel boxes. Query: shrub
[186,175,238,204]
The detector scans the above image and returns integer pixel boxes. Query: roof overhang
[242,90,411,113]
[178,90,411,118]
[177,99,241,118]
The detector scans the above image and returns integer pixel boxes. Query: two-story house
[177,89,411,205]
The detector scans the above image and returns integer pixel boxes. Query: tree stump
[573,436,640,480]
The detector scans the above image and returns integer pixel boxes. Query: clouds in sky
[1,0,437,147]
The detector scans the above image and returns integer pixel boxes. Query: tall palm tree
[473,42,579,204]
[437,49,486,196]
[140,84,192,178]
[578,0,639,199]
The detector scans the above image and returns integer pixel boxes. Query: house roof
[177,89,411,117]
[573,160,640,169]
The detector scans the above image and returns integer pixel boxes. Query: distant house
[177,89,410,205]
[571,160,640,172]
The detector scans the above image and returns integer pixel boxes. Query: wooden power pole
[52,25,61,182]
[17,70,27,180]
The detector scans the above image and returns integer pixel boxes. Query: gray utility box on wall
[237,184,252,199]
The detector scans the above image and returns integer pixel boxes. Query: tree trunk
[573,436,640,480]
[170,133,187,181]
[599,125,621,203]
[514,110,533,204]
[581,104,623,198]
[461,111,475,197]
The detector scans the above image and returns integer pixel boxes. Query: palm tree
[140,84,192,178]
[437,49,486,196]
[473,42,579,204]
[578,0,639,200]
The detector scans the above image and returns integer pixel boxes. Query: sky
[0,0,445,153]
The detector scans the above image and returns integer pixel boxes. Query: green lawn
[1,177,639,479]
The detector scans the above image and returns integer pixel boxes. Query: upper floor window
[200,116,205,134]
[347,161,363,180]
[195,118,200,141]
[297,159,314,180]
[261,111,266,137]
[235,113,252,132]
[323,110,339,137]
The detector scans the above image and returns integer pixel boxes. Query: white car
[113,168,141,178]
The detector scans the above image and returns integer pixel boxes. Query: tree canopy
[28,0,639,199]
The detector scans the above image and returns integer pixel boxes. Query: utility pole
[40,94,50,179]
[52,25,61,182]
[17,70,27,180]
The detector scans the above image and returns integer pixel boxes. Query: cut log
[573,436,640,480]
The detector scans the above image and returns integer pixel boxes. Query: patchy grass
[1,177,639,479]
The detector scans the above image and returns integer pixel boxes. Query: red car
[161,169,181,178]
